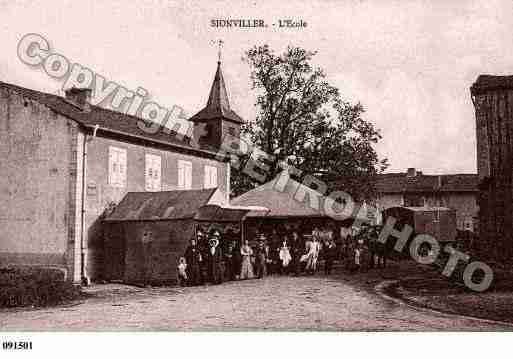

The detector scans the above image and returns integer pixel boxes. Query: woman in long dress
[279,238,292,274]
[305,237,321,274]
[240,239,254,279]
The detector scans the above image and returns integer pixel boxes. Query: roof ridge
[125,188,216,194]
[0,80,228,161]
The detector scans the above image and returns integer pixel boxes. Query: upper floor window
[178,160,192,189]
[145,154,161,191]
[108,146,127,188]
[227,126,236,136]
[204,165,218,189]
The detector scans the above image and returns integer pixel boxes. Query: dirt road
[0,273,510,331]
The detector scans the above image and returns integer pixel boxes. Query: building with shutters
[0,59,244,283]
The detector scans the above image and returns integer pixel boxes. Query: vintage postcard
[0,0,512,356]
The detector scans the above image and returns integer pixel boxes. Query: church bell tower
[189,59,244,150]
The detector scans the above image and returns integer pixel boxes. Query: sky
[1,0,513,174]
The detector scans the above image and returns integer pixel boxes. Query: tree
[231,45,388,201]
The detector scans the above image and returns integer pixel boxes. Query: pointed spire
[206,61,230,111]
[189,59,244,124]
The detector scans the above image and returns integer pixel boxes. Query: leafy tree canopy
[231,45,388,201]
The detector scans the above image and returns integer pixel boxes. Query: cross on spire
[213,39,224,63]
[188,40,244,125]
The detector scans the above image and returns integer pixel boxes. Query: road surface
[0,273,509,331]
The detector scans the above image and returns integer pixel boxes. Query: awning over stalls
[231,172,366,221]
[231,174,329,218]
[104,188,220,222]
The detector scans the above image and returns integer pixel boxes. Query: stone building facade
[0,60,242,282]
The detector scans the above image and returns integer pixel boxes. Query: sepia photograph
[1,0,513,356]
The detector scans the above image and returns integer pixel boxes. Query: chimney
[406,167,417,177]
[65,87,92,112]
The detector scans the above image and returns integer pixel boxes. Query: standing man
[290,231,301,276]
[324,239,337,275]
[208,231,223,284]
[255,235,268,279]
[184,236,203,286]
[268,229,280,275]
[224,241,235,281]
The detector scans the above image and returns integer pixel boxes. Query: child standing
[177,257,188,286]
[354,239,363,272]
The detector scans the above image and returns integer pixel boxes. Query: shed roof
[104,188,217,221]
[194,204,250,222]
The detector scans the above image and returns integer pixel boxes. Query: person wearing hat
[184,236,203,286]
[290,231,303,276]
[207,231,223,284]
[240,239,254,280]
[354,239,364,272]
[254,234,268,279]
[324,238,337,275]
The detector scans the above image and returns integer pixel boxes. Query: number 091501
[2,341,32,350]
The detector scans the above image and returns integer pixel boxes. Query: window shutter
[120,149,127,187]
[178,162,184,189]
[204,165,217,188]
[109,146,127,187]
[145,154,161,191]
[185,162,192,189]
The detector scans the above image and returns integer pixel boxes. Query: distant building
[383,206,457,243]
[0,60,243,283]
[471,75,513,261]
[374,168,479,233]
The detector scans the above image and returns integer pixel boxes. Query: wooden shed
[102,188,224,285]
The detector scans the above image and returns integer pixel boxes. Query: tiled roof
[0,81,224,160]
[375,172,478,194]
[104,188,217,221]
[189,62,244,124]
[471,75,513,95]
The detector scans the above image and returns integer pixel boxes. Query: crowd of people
[177,224,387,287]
